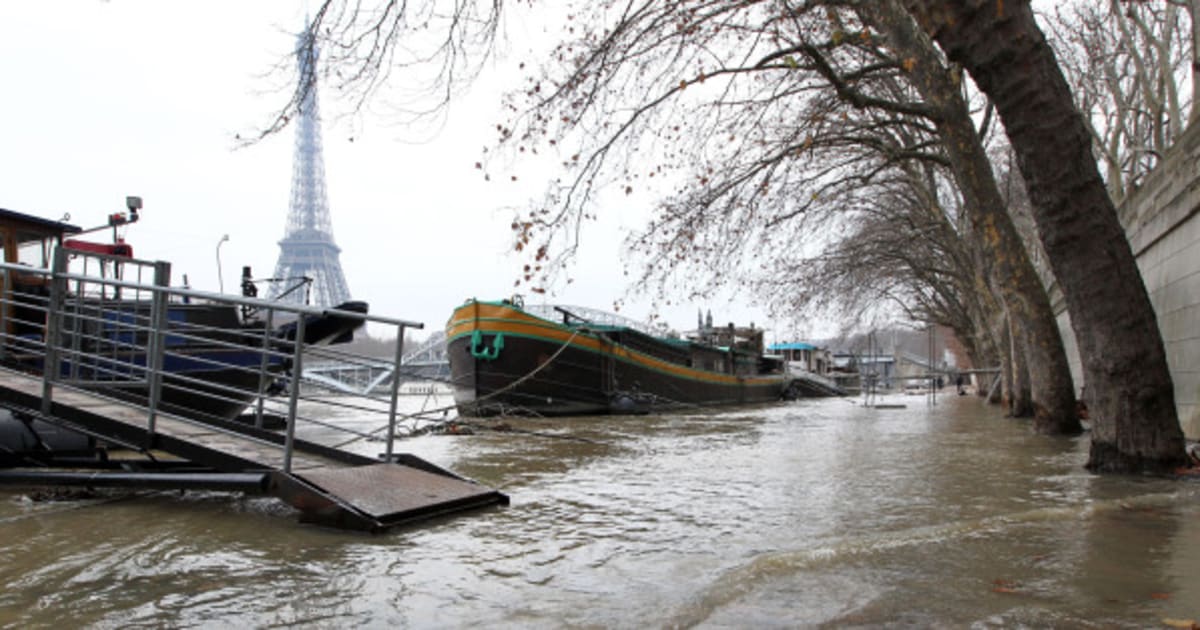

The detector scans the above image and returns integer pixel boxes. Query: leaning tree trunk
[969,262,1009,406]
[979,328,1003,402]
[975,308,1002,402]
[961,280,1002,399]
[994,310,1015,409]
[970,317,1000,399]
[1010,319,1035,417]
[903,0,1187,472]
[864,0,1080,434]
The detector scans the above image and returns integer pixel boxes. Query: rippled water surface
[1,393,1198,627]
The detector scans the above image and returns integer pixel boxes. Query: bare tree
[1045,0,1195,198]
[903,0,1188,473]
[252,0,504,143]
[856,0,1078,430]
[766,162,1002,373]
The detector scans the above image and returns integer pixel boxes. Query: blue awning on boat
[769,342,817,351]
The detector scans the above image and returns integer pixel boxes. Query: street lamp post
[216,234,230,293]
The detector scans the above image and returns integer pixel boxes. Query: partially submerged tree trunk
[902,0,1187,473]
[864,0,1080,433]
[993,309,1015,409]
[955,263,1004,400]
[1010,318,1034,417]
[969,303,1002,401]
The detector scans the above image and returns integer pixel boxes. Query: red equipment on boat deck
[65,201,141,255]
[62,239,133,258]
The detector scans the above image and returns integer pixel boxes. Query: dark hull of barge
[446,301,786,417]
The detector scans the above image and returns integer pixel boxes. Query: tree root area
[1086,440,1192,475]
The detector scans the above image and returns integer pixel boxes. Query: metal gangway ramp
[0,368,505,530]
[784,369,849,398]
[0,246,507,532]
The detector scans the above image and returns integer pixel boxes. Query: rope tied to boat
[472,328,580,405]
[331,328,583,449]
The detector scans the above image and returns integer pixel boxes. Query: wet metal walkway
[785,371,848,398]
[0,367,508,532]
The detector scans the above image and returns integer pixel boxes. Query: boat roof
[0,207,82,239]
[769,342,818,351]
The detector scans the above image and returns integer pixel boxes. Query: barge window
[16,233,53,267]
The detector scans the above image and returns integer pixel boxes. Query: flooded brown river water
[1,393,1198,627]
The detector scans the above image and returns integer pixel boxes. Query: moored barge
[446,298,788,416]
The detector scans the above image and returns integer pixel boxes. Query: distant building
[857,354,896,389]
[768,342,831,375]
[893,351,947,389]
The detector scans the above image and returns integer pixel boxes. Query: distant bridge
[302,332,449,395]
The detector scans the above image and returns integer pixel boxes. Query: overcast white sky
[0,2,804,341]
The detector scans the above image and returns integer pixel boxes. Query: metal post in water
[144,261,171,442]
[384,324,407,462]
[254,309,276,430]
[282,314,306,473]
[41,247,69,417]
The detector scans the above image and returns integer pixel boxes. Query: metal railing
[0,246,424,473]
[783,361,842,391]
[524,303,675,338]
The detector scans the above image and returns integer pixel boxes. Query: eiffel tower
[268,27,352,308]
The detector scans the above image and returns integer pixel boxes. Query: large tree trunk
[994,311,1015,410]
[962,283,1003,400]
[865,0,1080,434]
[951,311,989,376]
[903,0,1187,473]
[1010,319,1034,417]
[972,319,1000,399]
[967,256,1009,407]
